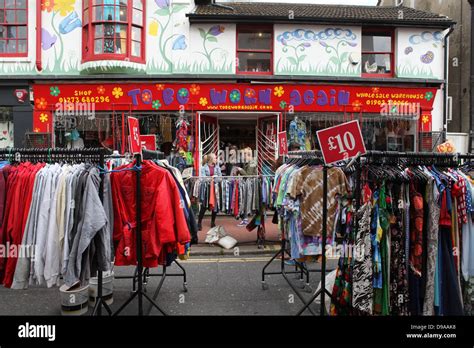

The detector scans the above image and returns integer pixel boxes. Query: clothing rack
[112,153,167,316]
[261,150,332,316]
[0,148,113,316]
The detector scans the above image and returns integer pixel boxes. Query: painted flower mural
[420,51,435,64]
[35,98,48,110]
[97,86,106,94]
[230,90,240,103]
[274,86,285,98]
[41,28,57,50]
[150,1,188,72]
[199,97,208,107]
[39,113,49,123]
[277,28,358,75]
[425,92,434,101]
[42,0,54,12]
[190,84,200,95]
[197,25,226,72]
[53,0,75,16]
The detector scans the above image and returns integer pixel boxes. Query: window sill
[0,58,31,63]
[80,59,147,73]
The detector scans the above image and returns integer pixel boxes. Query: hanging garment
[352,203,373,315]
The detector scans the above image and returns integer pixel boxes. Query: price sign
[128,117,141,156]
[140,135,157,151]
[316,120,366,165]
[278,131,288,156]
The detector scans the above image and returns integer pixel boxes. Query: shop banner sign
[316,120,366,165]
[140,135,156,151]
[32,83,438,133]
[128,117,141,156]
[278,131,288,156]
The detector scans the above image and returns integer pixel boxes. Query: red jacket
[112,160,190,268]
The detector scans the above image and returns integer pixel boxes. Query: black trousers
[198,205,217,225]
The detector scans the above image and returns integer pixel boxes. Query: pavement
[0,256,338,316]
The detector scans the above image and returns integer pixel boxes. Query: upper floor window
[0,0,27,56]
[362,29,393,77]
[237,25,272,75]
[82,0,145,63]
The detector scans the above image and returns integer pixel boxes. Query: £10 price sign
[128,116,142,156]
[316,120,366,165]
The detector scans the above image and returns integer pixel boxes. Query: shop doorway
[195,112,280,176]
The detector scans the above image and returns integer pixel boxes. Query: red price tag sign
[316,120,366,165]
[128,117,141,156]
[278,131,288,156]
[140,135,157,151]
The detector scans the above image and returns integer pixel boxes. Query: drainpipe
[36,0,42,72]
[442,24,455,142]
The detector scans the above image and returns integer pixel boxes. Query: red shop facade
[32,82,439,174]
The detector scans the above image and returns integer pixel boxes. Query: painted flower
[346,41,358,47]
[97,85,106,94]
[112,87,123,99]
[190,84,200,95]
[274,86,285,98]
[279,101,287,109]
[39,113,49,123]
[34,128,41,133]
[36,98,47,110]
[301,42,311,48]
[142,91,152,103]
[149,20,159,37]
[155,0,170,9]
[404,46,413,55]
[352,100,362,111]
[420,51,435,64]
[156,84,165,91]
[230,90,240,103]
[41,28,57,50]
[422,115,430,124]
[245,89,256,98]
[178,88,189,98]
[50,86,60,97]
[172,35,187,50]
[199,97,208,107]
[425,92,434,101]
[208,25,225,36]
[371,87,380,93]
[152,100,162,110]
[319,42,329,48]
[53,0,75,16]
[41,0,54,12]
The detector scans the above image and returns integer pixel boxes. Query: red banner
[278,131,288,156]
[140,135,156,151]
[317,120,366,165]
[32,82,438,132]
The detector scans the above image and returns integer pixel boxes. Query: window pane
[94,39,103,54]
[237,52,271,73]
[0,1,5,8]
[132,8,142,26]
[238,30,272,50]
[92,0,103,5]
[5,0,14,7]
[362,33,392,52]
[6,39,16,53]
[119,6,127,21]
[104,23,114,37]
[93,6,103,21]
[103,5,117,21]
[118,38,126,54]
[0,26,6,38]
[132,26,141,41]
[16,0,26,8]
[133,0,142,10]
[362,53,392,74]
[18,39,26,52]
[0,40,5,53]
[17,26,26,38]
[95,24,103,37]
[119,0,127,6]
[7,26,14,38]
[0,10,4,23]
[17,10,26,23]
[132,41,140,57]
[5,10,14,22]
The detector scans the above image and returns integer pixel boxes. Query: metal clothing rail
[0,148,112,316]
[261,150,332,316]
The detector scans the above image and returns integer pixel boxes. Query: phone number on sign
[58,96,110,103]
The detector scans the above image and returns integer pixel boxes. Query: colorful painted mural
[396,28,445,79]
[274,25,361,76]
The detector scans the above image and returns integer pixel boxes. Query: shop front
[32,82,440,175]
